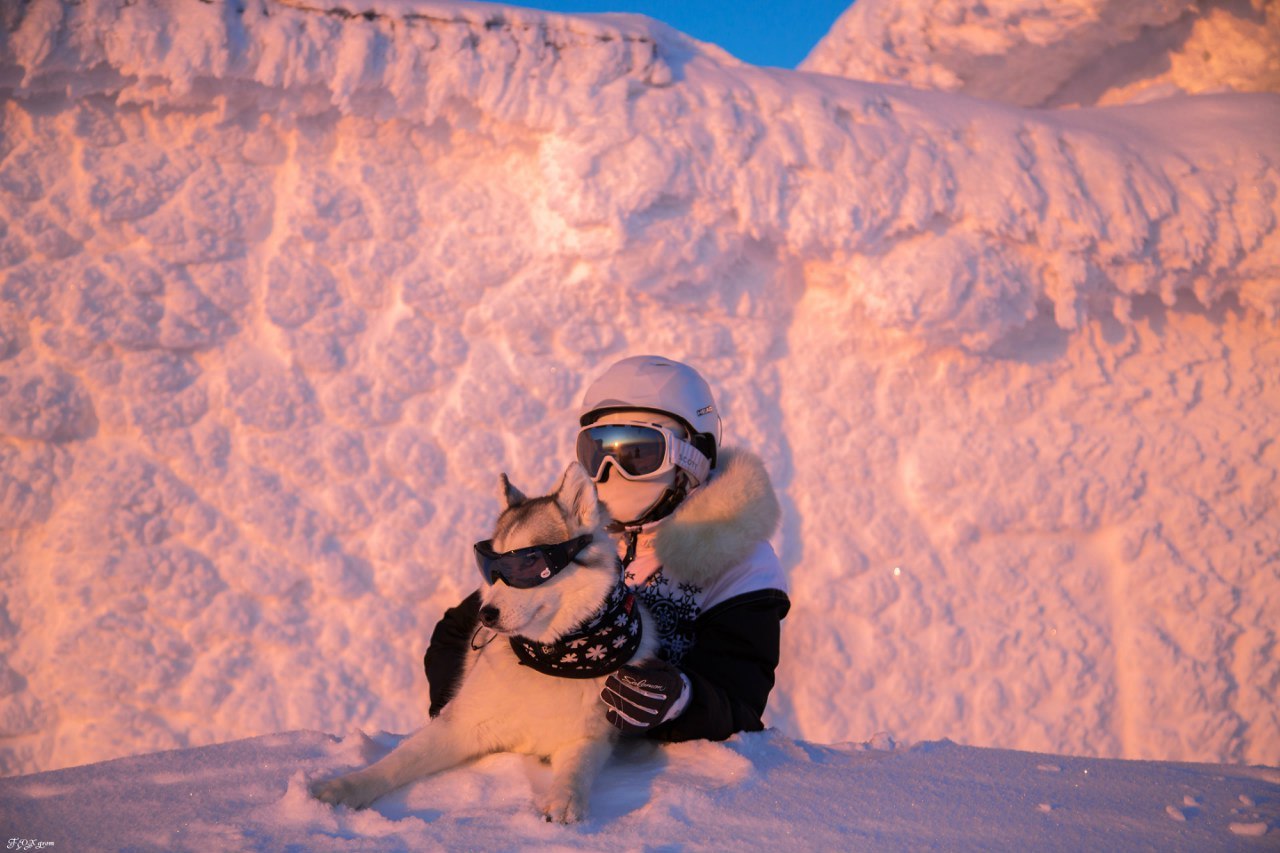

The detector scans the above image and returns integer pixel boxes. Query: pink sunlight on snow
[0,0,1278,847]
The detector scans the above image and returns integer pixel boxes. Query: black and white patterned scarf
[509,578,643,678]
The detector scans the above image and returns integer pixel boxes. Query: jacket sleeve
[424,589,481,718]
[648,588,790,742]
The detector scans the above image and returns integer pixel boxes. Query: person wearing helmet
[424,355,790,741]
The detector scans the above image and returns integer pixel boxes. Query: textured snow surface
[804,0,1280,107]
[1,729,1278,850]
[0,0,1278,778]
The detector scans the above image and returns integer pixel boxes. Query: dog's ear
[499,473,527,509]
[555,462,600,529]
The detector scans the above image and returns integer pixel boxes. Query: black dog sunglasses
[473,534,595,588]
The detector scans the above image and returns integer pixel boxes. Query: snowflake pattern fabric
[508,577,643,678]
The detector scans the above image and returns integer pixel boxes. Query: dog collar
[510,578,643,679]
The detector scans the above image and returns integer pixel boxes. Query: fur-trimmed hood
[650,448,781,587]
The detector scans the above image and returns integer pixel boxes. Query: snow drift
[2,729,1277,850]
[0,0,1277,779]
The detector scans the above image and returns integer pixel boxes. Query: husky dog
[311,463,656,823]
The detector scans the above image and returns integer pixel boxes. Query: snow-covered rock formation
[0,0,1277,776]
[803,0,1280,107]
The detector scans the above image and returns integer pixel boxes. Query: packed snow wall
[0,0,1277,776]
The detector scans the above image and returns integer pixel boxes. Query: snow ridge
[3,0,678,120]
[803,0,1280,108]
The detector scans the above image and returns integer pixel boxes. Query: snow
[2,728,1278,849]
[803,0,1280,107]
[0,0,1277,842]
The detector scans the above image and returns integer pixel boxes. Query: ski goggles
[473,534,594,588]
[575,422,710,485]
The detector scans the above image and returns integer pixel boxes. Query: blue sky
[494,1,852,69]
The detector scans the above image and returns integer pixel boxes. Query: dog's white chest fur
[451,636,617,754]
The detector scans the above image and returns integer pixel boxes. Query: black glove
[601,661,687,735]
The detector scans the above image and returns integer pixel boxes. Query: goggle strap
[671,434,710,485]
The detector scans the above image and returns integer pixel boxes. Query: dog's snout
[479,605,500,628]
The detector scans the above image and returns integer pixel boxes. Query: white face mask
[596,473,676,526]
[589,411,686,525]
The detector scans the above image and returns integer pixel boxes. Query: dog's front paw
[537,788,588,824]
[310,772,383,810]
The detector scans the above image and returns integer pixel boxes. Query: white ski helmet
[579,355,721,468]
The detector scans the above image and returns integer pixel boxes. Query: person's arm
[647,589,790,742]
[424,589,482,717]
